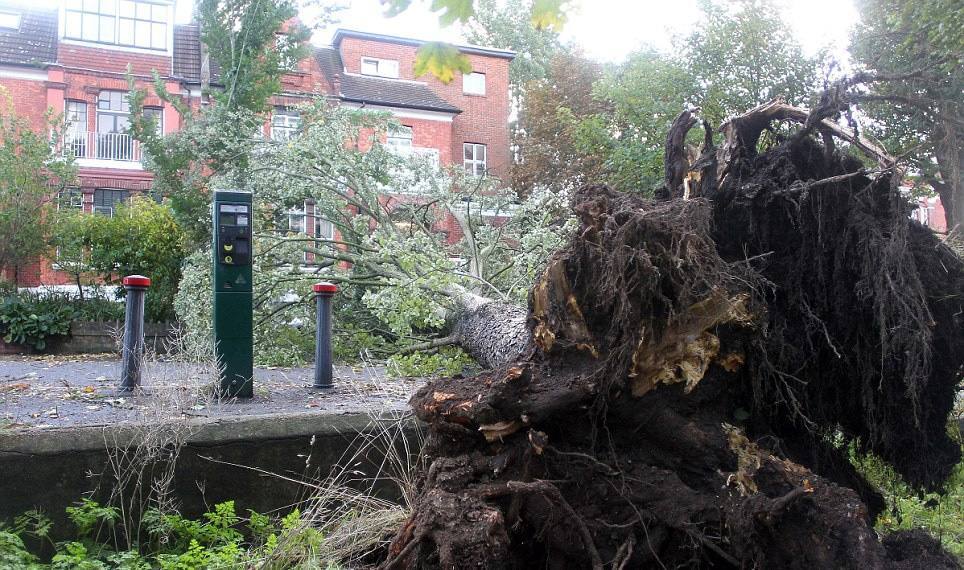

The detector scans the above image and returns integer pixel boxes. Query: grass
[851,406,964,560]
[0,357,420,568]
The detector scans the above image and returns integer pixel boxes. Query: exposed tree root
[383,100,964,569]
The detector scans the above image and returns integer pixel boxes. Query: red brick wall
[0,67,166,287]
[337,37,512,181]
[279,44,334,96]
[58,44,171,76]
[405,117,454,166]
[0,77,48,130]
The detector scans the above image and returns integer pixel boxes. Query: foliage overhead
[514,0,824,195]
[463,0,563,103]
[382,0,571,82]
[851,0,964,232]
[684,0,822,126]
[196,0,310,112]
[412,41,472,84]
[510,50,609,194]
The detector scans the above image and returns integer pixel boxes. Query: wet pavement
[0,355,423,430]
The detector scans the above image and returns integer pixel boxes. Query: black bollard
[120,275,150,392]
[313,282,337,389]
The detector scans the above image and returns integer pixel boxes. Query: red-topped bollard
[313,282,338,389]
[120,275,151,392]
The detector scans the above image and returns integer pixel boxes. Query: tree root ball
[382,103,964,569]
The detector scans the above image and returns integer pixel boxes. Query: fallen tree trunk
[383,100,964,569]
[452,298,529,370]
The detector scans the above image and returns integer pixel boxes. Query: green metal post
[212,190,254,398]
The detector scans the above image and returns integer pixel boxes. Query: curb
[0,409,411,456]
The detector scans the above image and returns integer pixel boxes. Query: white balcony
[64,131,144,170]
[390,145,440,168]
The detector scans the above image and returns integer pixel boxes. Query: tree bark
[446,287,530,370]
[934,113,963,234]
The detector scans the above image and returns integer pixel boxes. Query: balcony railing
[63,131,142,163]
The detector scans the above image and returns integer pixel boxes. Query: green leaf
[530,0,567,31]
[380,0,413,17]
[413,42,472,83]
[430,0,475,25]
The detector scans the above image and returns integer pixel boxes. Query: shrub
[52,198,186,323]
[0,500,334,569]
[0,290,126,351]
[0,296,74,350]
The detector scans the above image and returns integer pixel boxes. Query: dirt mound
[381,102,964,569]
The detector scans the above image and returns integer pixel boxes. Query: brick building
[0,1,514,287]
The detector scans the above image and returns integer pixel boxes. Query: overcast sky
[27,0,859,64]
[288,0,859,63]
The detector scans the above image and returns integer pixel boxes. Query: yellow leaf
[531,0,568,31]
[430,0,475,25]
[413,42,472,83]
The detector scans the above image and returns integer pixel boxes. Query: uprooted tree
[379,95,964,568]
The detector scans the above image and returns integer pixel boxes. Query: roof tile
[339,74,460,114]
[173,24,221,83]
[0,5,57,67]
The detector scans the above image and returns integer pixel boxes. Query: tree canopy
[512,0,824,195]
[0,90,75,282]
[851,0,963,233]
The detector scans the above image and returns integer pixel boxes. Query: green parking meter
[213,190,253,398]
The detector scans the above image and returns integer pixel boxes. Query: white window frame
[143,106,163,136]
[463,143,487,176]
[63,0,169,51]
[0,11,21,30]
[271,108,301,141]
[57,188,84,210]
[360,57,399,79]
[64,100,88,158]
[386,125,413,154]
[463,72,485,96]
[287,207,306,234]
[314,216,334,240]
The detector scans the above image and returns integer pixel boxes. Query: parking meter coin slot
[218,225,250,265]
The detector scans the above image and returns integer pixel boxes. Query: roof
[0,5,57,67]
[173,23,222,83]
[313,46,342,92]
[332,29,516,60]
[338,73,461,114]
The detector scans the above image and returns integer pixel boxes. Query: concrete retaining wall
[0,412,417,544]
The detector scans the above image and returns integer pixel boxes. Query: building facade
[0,1,514,287]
